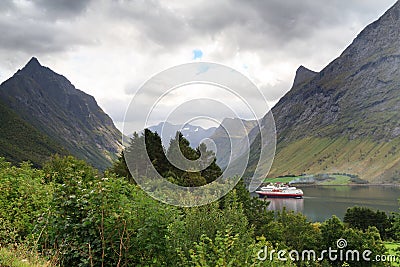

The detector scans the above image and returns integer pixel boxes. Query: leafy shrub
[38,156,178,266]
[0,158,51,245]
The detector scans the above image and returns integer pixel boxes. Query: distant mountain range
[0,57,122,169]
[149,119,257,169]
[149,121,216,148]
[246,1,400,183]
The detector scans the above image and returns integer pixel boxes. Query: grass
[384,242,400,266]
[0,246,53,267]
[319,175,351,185]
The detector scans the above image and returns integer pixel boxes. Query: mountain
[0,57,122,169]
[209,118,257,168]
[149,121,216,148]
[0,98,68,166]
[248,1,400,183]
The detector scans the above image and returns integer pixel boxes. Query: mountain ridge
[0,57,122,169]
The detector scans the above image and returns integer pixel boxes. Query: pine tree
[111,129,222,187]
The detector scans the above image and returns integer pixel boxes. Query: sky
[0,0,397,132]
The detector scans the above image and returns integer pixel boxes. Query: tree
[320,215,345,249]
[166,131,198,180]
[144,129,170,175]
[339,227,387,267]
[109,150,134,183]
[320,215,388,267]
[123,131,150,179]
[389,198,400,240]
[167,131,222,186]
[197,142,222,183]
[40,156,102,266]
[344,206,392,240]
[114,130,169,181]
[111,129,223,187]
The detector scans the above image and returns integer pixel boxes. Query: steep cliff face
[273,1,400,143]
[0,57,122,169]
[249,1,400,183]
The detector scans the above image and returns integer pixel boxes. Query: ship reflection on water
[266,198,304,213]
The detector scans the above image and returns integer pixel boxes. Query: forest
[0,130,399,267]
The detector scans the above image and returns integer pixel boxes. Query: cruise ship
[255,183,304,199]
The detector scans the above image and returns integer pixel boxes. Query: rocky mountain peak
[26,56,41,67]
[20,57,43,73]
[292,65,317,87]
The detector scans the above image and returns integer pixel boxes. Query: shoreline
[293,183,400,187]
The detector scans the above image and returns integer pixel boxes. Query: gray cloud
[108,0,190,47]
[181,0,397,52]
[0,0,94,58]
[0,18,89,54]
[1,0,395,60]
[0,0,397,131]
[103,0,394,52]
[33,0,92,19]
[0,0,15,13]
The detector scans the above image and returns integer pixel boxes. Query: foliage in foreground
[0,156,398,266]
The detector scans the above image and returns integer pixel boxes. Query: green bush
[0,158,51,245]
[37,156,179,266]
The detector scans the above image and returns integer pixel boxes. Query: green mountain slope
[248,1,400,183]
[270,137,400,183]
[0,99,67,166]
[0,57,122,169]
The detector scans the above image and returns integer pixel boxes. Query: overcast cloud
[0,0,397,131]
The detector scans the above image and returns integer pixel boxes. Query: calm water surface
[262,186,400,222]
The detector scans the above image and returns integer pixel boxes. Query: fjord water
[264,186,400,222]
